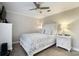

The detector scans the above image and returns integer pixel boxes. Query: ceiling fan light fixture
[47,10,51,12]
[40,11,42,13]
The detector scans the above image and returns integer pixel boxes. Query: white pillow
[44,28,52,35]
[41,27,45,34]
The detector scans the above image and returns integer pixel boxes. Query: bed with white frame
[20,24,57,56]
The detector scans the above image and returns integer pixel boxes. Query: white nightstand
[56,34,72,52]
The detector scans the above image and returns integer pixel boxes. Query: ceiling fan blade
[30,8,37,10]
[40,7,50,9]
[33,2,40,8]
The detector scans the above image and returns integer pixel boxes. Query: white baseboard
[12,41,19,44]
[72,48,79,51]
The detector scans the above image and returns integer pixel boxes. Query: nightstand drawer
[56,38,63,46]
[62,39,71,48]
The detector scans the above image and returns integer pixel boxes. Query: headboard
[41,23,58,35]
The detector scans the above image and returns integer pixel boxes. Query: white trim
[72,47,79,51]
[12,41,19,44]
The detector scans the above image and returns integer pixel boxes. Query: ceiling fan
[30,2,51,13]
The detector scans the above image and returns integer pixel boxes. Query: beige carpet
[10,43,79,56]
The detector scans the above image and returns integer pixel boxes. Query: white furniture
[56,35,72,51]
[20,24,57,56]
[0,23,12,50]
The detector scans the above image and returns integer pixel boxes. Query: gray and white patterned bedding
[20,33,56,55]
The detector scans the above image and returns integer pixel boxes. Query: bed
[20,24,57,56]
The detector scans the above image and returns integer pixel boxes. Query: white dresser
[0,23,12,50]
[56,35,72,52]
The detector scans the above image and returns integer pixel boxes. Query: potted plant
[0,6,8,23]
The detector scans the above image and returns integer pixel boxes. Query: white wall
[6,11,42,43]
[44,7,79,24]
[43,7,79,51]
[0,3,2,9]
[69,20,79,51]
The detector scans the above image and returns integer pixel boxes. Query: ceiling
[2,2,79,19]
